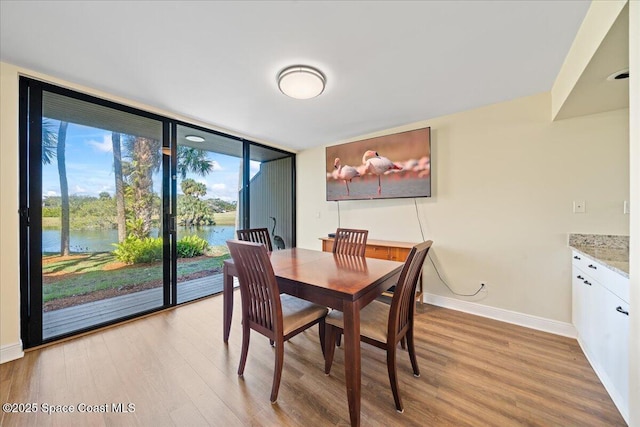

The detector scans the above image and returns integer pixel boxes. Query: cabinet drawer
[572,252,600,279]
[572,251,629,303]
[365,245,389,260]
[387,247,411,261]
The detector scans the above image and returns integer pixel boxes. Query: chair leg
[400,336,406,350]
[324,324,338,375]
[270,338,285,403]
[318,318,326,358]
[336,332,342,347]
[238,325,251,376]
[387,344,403,413]
[407,329,420,377]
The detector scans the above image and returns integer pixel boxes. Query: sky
[42,121,260,203]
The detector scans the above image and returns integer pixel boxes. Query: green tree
[123,136,161,238]
[177,146,214,179]
[42,119,58,164]
[177,179,215,227]
[117,138,215,239]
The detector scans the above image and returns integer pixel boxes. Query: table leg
[223,262,233,343]
[343,300,361,427]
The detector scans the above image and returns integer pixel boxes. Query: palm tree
[119,139,215,238]
[111,132,126,243]
[177,146,214,179]
[123,136,162,238]
[56,121,70,256]
[41,119,58,165]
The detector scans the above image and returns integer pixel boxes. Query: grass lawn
[40,211,237,303]
[42,251,229,303]
[213,210,236,226]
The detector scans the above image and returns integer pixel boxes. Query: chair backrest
[227,239,282,338]
[332,228,368,257]
[388,240,433,341]
[236,228,273,252]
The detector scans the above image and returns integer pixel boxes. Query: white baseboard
[0,341,24,364]
[424,293,577,338]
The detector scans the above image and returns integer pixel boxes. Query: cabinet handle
[616,306,629,316]
[583,280,592,286]
[588,264,597,270]
[573,255,581,260]
[576,275,584,280]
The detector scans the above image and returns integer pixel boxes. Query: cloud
[86,135,113,153]
[74,184,88,194]
[210,183,227,191]
[211,160,223,171]
[46,190,58,197]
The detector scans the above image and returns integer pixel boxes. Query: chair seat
[281,294,329,336]
[326,300,389,343]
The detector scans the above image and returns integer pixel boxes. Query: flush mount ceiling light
[277,65,326,99]
[606,68,629,81]
[185,135,205,143]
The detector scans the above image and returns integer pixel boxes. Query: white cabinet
[572,251,629,423]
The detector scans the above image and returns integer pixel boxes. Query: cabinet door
[572,266,597,349]
[596,285,629,413]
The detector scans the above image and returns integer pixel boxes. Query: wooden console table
[320,237,424,303]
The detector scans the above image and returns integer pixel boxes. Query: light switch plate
[573,201,586,213]
[624,201,630,214]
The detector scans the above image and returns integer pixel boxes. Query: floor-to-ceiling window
[174,124,243,304]
[19,78,295,348]
[246,144,295,249]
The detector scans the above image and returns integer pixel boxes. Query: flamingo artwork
[333,157,360,196]
[362,150,402,195]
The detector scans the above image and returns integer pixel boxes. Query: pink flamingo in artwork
[362,150,402,194]
[334,157,360,195]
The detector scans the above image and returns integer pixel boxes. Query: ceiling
[0,1,592,152]
[554,3,629,120]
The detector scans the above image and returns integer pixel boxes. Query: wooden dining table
[222,248,403,427]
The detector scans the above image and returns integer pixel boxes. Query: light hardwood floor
[0,293,625,426]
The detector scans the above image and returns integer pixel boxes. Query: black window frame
[18,77,296,348]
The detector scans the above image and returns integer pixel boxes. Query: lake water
[42,225,236,253]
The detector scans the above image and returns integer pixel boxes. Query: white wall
[297,92,629,328]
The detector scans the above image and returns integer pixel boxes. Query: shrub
[113,236,163,264]
[177,235,210,258]
[42,206,61,217]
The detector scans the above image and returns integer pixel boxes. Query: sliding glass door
[19,78,296,348]
[21,81,170,345]
[174,124,242,304]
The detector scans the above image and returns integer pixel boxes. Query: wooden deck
[43,274,235,339]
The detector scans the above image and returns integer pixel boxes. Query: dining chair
[332,228,368,257]
[324,240,433,413]
[236,227,273,251]
[226,239,328,403]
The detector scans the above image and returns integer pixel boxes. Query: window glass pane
[175,125,241,303]
[248,144,293,250]
[41,91,165,339]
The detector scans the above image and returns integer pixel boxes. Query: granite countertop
[569,234,629,278]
